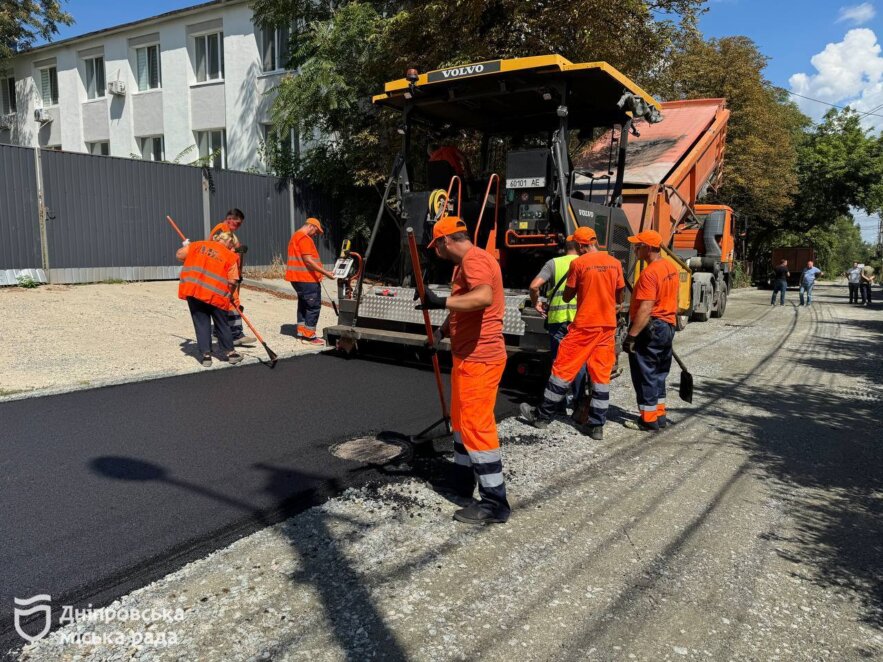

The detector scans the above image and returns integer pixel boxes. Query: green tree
[253,0,704,235]
[787,108,883,234]
[653,35,809,260]
[0,0,73,62]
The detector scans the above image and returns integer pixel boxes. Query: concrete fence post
[33,147,51,281]
[288,178,296,234]
[201,171,212,238]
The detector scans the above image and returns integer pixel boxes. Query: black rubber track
[0,352,521,654]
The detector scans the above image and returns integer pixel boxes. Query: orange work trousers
[450,355,508,510]
[551,325,616,385]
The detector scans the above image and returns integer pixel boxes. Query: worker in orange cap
[520,226,625,440]
[416,216,510,524]
[205,208,255,346]
[176,231,244,368]
[285,217,335,345]
[622,229,679,432]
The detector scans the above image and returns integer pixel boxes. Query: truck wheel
[711,290,727,318]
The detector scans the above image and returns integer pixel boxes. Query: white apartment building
[0,0,297,171]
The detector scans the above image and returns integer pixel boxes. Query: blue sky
[45,0,883,241]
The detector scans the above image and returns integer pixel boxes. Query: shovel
[671,348,693,403]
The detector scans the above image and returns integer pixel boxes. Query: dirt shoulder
[0,281,336,400]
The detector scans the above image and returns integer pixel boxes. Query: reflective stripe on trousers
[450,356,509,512]
[538,325,616,426]
[628,318,674,429]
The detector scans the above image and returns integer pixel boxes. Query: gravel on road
[12,283,883,661]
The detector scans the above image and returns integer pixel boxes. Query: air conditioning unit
[108,80,126,96]
[34,107,51,122]
[0,115,12,131]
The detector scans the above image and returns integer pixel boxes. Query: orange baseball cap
[305,217,324,234]
[427,216,468,248]
[572,226,597,245]
[628,230,663,248]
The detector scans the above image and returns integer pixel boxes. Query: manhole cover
[330,436,406,464]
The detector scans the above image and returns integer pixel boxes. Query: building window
[196,129,225,168]
[139,135,165,161]
[83,56,106,99]
[261,25,290,72]
[87,141,109,156]
[38,66,59,106]
[262,124,299,156]
[1,76,15,114]
[135,44,161,91]
[194,32,224,82]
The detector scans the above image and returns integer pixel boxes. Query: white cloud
[789,28,883,131]
[837,3,876,25]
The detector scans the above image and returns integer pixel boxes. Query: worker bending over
[417,216,510,525]
[622,230,678,431]
[285,217,335,345]
[520,227,624,440]
[528,236,585,411]
[206,208,255,346]
[176,231,244,368]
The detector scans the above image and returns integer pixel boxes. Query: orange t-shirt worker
[417,216,510,525]
[624,229,679,432]
[520,226,625,439]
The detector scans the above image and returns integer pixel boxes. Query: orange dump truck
[578,98,736,327]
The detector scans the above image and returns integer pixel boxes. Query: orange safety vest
[178,240,238,310]
[285,230,321,283]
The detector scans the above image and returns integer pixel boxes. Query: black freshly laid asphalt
[0,353,521,652]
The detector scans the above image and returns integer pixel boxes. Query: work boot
[227,351,243,365]
[583,425,604,440]
[233,335,256,346]
[519,402,549,429]
[453,501,509,525]
[623,419,660,433]
[302,337,325,347]
[201,353,213,368]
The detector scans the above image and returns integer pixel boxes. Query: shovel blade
[679,370,694,403]
[264,343,279,368]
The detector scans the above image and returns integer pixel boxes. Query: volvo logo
[427,60,501,83]
[577,208,595,218]
[443,65,484,79]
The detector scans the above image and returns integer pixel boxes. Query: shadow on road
[696,375,883,627]
[89,456,410,659]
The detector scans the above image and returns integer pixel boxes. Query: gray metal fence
[0,142,337,284]
[0,144,42,274]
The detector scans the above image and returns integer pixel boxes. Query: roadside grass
[0,387,33,397]
[243,254,286,280]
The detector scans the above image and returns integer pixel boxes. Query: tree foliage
[253,0,704,233]
[787,108,883,233]
[652,35,809,258]
[0,0,73,62]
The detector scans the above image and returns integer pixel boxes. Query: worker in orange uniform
[285,217,335,345]
[205,208,255,346]
[176,231,244,368]
[622,230,679,431]
[416,216,510,525]
[428,143,472,181]
[519,226,625,440]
